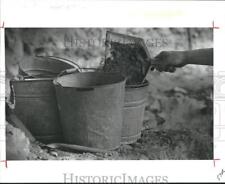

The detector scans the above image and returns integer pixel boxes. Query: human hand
[151,51,186,72]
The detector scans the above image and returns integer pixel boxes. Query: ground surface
[28,128,212,160]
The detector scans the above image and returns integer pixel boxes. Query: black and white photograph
[5,28,213,160]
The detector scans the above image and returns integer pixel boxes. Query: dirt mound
[6,122,30,160]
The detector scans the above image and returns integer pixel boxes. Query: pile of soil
[104,41,150,85]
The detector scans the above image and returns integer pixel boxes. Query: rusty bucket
[54,72,126,150]
[121,80,149,144]
[11,56,79,143]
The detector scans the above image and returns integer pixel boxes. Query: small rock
[37,156,42,159]
[173,87,187,95]
[156,114,166,126]
[95,152,104,157]
[49,151,58,157]
[139,154,149,160]
[150,99,161,113]
[40,157,48,160]
[122,144,133,150]
[133,142,142,148]
[104,152,109,157]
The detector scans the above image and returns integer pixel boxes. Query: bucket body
[10,56,77,143]
[11,79,62,143]
[121,80,149,144]
[54,72,126,150]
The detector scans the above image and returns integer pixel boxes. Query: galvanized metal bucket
[11,56,79,143]
[121,80,149,144]
[54,72,126,150]
[11,78,63,143]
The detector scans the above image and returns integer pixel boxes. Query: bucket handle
[37,56,83,72]
[53,68,80,87]
[41,56,103,73]
[58,68,80,77]
[8,80,16,109]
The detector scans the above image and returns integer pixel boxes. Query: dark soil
[104,41,150,85]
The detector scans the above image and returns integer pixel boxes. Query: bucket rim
[53,72,126,89]
[11,78,53,82]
